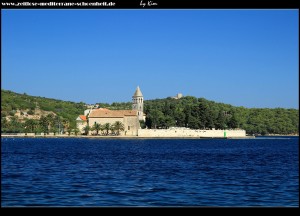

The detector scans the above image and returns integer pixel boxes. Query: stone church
[76,86,145,136]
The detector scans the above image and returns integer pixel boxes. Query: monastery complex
[76,86,247,138]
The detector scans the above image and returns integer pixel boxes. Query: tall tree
[113,121,125,135]
[92,122,101,135]
[103,123,111,136]
[67,126,73,136]
[39,115,49,134]
[62,119,69,134]
[228,112,239,129]
[24,119,37,133]
[83,125,90,135]
[46,113,55,132]
[215,111,226,130]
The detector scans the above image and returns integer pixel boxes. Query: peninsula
[1,88,298,138]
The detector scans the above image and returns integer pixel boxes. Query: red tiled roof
[79,115,87,121]
[89,109,138,118]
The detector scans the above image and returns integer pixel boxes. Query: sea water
[1,137,298,207]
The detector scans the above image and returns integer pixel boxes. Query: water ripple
[1,137,299,207]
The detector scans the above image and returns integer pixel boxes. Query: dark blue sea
[1,137,299,207]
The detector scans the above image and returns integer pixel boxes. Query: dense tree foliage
[1,90,298,135]
[96,102,132,110]
[143,96,298,135]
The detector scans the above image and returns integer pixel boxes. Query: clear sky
[2,9,299,108]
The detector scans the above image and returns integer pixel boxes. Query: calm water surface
[1,137,299,207]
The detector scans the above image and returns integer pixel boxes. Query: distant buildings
[172,93,183,99]
[85,104,99,109]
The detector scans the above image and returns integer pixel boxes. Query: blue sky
[2,9,298,108]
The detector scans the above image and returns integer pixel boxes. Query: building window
[128,126,130,130]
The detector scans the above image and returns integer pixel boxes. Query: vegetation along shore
[1,89,298,136]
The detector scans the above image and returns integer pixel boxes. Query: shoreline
[1,134,296,139]
[2,134,298,139]
[1,134,259,139]
[259,134,299,136]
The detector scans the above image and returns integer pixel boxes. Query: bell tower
[132,86,144,121]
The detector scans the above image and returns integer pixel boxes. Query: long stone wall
[137,128,246,138]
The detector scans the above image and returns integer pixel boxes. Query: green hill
[1,89,299,135]
[144,96,299,135]
[1,89,86,120]
[1,89,86,133]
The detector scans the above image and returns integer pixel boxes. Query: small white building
[172,93,183,99]
[76,115,87,134]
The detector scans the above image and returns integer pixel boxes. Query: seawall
[138,128,247,138]
[1,128,251,139]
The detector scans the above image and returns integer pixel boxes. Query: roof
[89,109,138,118]
[133,86,143,97]
[79,115,87,121]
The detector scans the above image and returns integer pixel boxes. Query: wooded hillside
[1,89,298,135]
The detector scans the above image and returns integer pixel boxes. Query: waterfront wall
[2,129,247,138]
[137,128,246,138]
